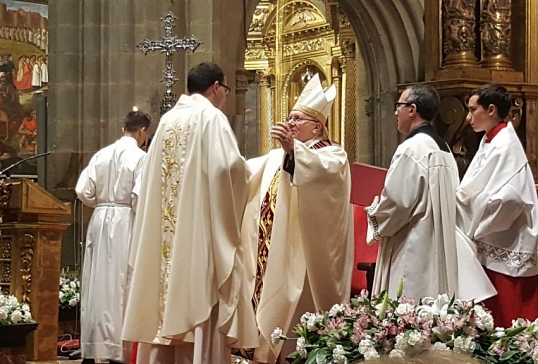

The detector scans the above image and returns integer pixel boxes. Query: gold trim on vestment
[159,123,190,335]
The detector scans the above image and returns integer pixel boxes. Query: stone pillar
[258,75,272,156]
[232,69,249,154]
[480,0,513,70]
[341,41,357,163]
[441,0,478,67]
[48,0,185,193]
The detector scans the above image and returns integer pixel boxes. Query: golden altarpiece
[424,0,538,180]
[245,0,359,162]
[245,0,538,183]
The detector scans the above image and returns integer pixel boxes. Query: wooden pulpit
[0,178,71,361]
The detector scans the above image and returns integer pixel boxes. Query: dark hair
[124,111,151,132]
[405,84,440,122]
[469,83,512,120]
[187,62,225,94]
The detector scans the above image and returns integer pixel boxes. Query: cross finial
[137,11,202,115]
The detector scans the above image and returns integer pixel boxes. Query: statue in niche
[290,9,315,27]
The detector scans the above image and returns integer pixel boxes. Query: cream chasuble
[240,137,354,363]
[122,94,258,364]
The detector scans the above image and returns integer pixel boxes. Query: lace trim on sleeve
[473,239,537,268]
[367,203,381,241]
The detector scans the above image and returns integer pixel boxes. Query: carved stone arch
[243,0,424,164]
[281,59,327,121]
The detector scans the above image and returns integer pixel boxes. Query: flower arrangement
[274,282,538,364]
[59,269,81,310]
[0,294,34,326]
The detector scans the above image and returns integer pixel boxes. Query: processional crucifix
[137,11,202,115]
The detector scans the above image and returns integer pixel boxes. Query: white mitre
[292,73,337,123]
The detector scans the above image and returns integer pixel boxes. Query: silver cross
[137,11,202,115]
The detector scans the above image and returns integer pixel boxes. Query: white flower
[417,309,433,323]
[432,342,449,351]
[70,281,77,288]
[68,298,78,307]
[7,296,19,309]
[407,330,422,346]
[0,307,8,320]
[300,312,312,324]
[463,337,476,353]
[333,344,346,356]
[62,284,69,291]
[374,303,384,316]
[364,348,380,361]
[271,327,283,345]
[389,349,405,359]
[21,304,30,313]
[421,296,435,305]
[395,303,414,316]
[454,336,475,353]
[11,309,22,323]
[329,304,345,317]
[474,306,494,331]
[494,327,506,338]
[358,339,374,354]
[59,291,64,300]
[23,311,32,322]
[296,337,307,358]
[76,293,80,301]
[333,345,347,364]
[395,333,409,350]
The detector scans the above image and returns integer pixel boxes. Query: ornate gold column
[340,41,357,163]
[258,75,273,156]
[442,0,478,67]
[331,58,342,144]
[480,0,513,70]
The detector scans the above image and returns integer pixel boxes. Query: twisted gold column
[258,76,273,156]
[341,42,357,163]
[442,0,478,67]
[480,0,513,70]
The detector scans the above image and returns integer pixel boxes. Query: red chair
[351,205,378,297]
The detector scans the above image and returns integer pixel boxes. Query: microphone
[0,151,52,176]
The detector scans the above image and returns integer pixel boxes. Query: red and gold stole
[252,138,331,312]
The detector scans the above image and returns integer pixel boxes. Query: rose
[0,307,8,320]
[271,327,283,345]
[10,309,22,323]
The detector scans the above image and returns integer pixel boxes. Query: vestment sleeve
[75,157,97,208]
[474,169,533,239]
[131,154,146,212]
[366,153,427,244]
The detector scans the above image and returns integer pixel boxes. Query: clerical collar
[406,122,450,153]
[485,122,507,143]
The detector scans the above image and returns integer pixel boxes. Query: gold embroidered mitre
[292,73,337,123]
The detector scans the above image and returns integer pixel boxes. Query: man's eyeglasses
[219,82,231,96]
[285,116,319,125]
[395,101,412,109]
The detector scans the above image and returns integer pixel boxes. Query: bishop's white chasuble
[239,137,354,363]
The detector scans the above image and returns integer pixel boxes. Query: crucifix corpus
[137,11,202,115]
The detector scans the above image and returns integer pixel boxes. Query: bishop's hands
[271,122,295,155]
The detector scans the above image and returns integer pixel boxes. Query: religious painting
[0,0,48,175]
